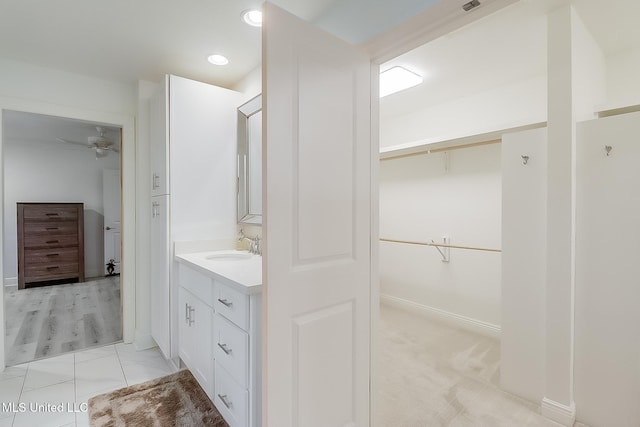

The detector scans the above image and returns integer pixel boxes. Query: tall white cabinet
[149,74,242,360]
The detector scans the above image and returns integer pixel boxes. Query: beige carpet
[88,370,228,427]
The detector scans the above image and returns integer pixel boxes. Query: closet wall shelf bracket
[431,237,450,263]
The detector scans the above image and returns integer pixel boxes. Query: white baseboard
[541,397,576,426]
[133,332,157,351]
[4,277,17,287]
[380,294,501,339]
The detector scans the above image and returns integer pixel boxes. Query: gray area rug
[88,370,228,427]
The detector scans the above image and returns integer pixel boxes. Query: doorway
[373,2,548,425]
[2,110,123,366]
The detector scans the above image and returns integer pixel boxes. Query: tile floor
[376,304,580,427]
[0,343,176,427]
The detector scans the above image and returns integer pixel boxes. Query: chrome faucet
[238,229,262,255]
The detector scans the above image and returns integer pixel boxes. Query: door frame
[0,97,135,370]
[363,0,518,421]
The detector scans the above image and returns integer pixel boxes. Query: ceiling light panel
[379,66,423,97]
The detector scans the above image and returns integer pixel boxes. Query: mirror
[237,94,262,224]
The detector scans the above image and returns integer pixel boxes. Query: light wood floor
[4,276,122,366]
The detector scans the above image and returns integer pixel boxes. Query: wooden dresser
[17,203,85,289]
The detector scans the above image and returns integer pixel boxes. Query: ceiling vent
[462,0,481,12]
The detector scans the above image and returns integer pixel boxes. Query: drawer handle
[46,240,59,244]
[217,343,233,355]
[46,266,60,270]
[218,394,233,409]
[45,227,59,231]
[217,298,233,308]
[45,213,59,216]
[46,253,60,257]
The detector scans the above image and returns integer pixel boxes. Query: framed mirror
[237,94,262,224]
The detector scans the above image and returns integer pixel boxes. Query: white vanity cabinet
[176,253,262,427]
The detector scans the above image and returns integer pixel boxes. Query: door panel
[103,169,121,274]
[263,4,372,426]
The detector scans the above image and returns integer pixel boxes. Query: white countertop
[175,250,262,294]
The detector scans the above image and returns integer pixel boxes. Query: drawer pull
[45,227,59,231]
[217,298,233,308]
[217,343,233,355]
[46,253,60,257]
[188,306,195,326]
[218,394,233,409]
[45,213,59,217]
[46,266,60,270]
[46,240,59,244]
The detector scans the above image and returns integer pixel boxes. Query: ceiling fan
[56,126,119,159]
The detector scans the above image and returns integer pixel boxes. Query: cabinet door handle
[45,213,59,217]
[217,298,233,308]
[185,303,190,324]
[46,253,60,257]
[45,227,59,231]
[218,394,233,409]
[46,266,60,270]
[153,173,160,189]
[46,240,59,244]
[188,306,195,326]
[217,343,233,355]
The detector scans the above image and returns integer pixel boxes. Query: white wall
[3,138,120,281]
[380,74,547,149]
[605,47,640,107]
[379,143,502,331]
[575,112,640,427]
[500,127,547,404]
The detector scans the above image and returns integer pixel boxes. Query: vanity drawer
[215,283,249,330]
[215,363,248,427]
[214,313,249,388]
[178,264,213,306]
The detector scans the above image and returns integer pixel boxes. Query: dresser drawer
[23,234,79,249]
[215,363,248,427]
[24,248,78,264]
[25,262,79,279]
[23,222,79,236]
[22,205,78,222]
[214,313,249,388]
[215,283,249,330]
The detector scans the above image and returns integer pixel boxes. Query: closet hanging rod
[380,237,501,253]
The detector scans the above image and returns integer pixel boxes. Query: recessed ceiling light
[242,9,263,27]
[379,66,423,97]
[208,54,229,65]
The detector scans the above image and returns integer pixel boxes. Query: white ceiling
[380,0,640,120]
[1,0,638,145]
[3,110,121,152]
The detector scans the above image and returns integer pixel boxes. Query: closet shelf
[379,121,546,161]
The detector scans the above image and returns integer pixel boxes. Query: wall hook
[430,237,450,263]
[605,145,612,156]
[521,155,529,165]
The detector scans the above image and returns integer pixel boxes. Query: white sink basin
[204,251,253,261]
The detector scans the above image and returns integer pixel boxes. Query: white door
[263,4,373,427]
[103,169,121,275]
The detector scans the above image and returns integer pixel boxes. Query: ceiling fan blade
[56,137,89,147]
